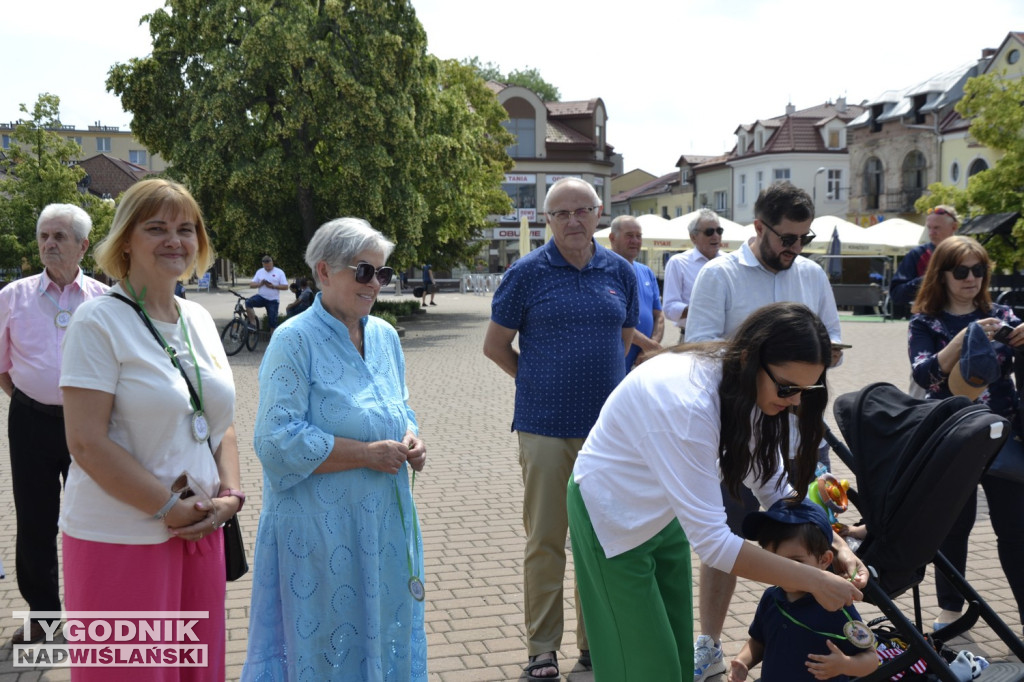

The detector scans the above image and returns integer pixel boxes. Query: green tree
[0,94,112,272]
[461,57,561,101]
[916,71,1024,268]
[108,0,513,276]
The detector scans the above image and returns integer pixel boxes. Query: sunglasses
[762,221,815,248]
[929,207,958,220]
[701,227,725,237]
[347,262,394,286]
[762,363,825,399]
[948,263,986,280]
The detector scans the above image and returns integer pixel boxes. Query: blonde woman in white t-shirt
[568,302,867,681]
[59,179,239,682]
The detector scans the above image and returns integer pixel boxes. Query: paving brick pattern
[0,288,1019,681]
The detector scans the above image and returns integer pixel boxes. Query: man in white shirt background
[246,254,289,330]
[684,182,842,682]
[661,209,723,343]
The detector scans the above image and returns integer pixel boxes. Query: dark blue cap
[960,321,1000,388]
[742,498,833,545]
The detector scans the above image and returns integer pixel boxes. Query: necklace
[124,280,209,442]
[39,270,82,328]
[393,472,424,601]
[773,597,876,649]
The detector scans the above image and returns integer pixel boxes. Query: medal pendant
[55,310,72,328]
[192,412,210,442]
[843,619,876,649]
[409,576,425,601]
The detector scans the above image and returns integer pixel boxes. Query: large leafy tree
[0,94,114,272]
[461,57,560,101]
[108,0,512,275]
[915,72,1024,267]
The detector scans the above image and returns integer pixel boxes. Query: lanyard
[393,471,424,601]
[772,597,876,649]
[113,283,208,442]
[39,271,82,328]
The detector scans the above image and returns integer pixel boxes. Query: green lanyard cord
[393,471,421,584]
[124,279,204,414]
[772,597,853,641]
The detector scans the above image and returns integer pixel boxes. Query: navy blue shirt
[491,239,639,438]
[750,586,865,682]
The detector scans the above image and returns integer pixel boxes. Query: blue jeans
[246,294,280,328]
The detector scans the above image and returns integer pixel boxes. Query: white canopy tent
[861,218,928,253]
[595,211,747,253]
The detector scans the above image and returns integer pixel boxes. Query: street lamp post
[813,167,826,206]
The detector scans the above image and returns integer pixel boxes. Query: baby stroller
[827,382,1024,681]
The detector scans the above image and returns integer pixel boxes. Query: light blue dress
[242,294,426,681]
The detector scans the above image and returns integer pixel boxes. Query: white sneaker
[694,635,725,681]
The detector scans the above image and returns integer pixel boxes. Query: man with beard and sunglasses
[684,181,843,682]
[663,208,724,343]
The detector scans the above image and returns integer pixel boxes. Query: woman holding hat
[909,234,1024,631]
[568,302,867,681]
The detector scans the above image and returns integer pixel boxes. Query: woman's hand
[832,537,868,589]
[810,569,862,612]
[165,497,218,542]
[1006,322,1024,347]
[366,440,411,474]
[403,432,427,472]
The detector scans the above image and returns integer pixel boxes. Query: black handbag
[223,513,249,581]
[988,430,1024,483]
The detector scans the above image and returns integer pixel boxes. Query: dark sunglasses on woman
[948,264,986,280]
[761,363,824,399]
[347,262,394,286]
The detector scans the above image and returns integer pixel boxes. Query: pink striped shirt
[0,269,108,405]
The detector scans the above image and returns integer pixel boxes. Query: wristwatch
[219,488,246,512]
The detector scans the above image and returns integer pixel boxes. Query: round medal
[843,619,876,649]
[192,412,210,442]
[409,576,425,602]
[55,310,72,328]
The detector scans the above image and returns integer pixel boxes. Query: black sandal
[578,649,592,670]
[525,652,559,680]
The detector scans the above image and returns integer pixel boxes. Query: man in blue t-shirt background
[608,215,664,370]
[484,177,639,679]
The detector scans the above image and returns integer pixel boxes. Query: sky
[5,0,1023,177]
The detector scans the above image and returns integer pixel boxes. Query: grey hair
[37,204,92,242]
[688,208,720,236]
[543,177,601,212]
[305,217,395,287]
[609,215,640,235]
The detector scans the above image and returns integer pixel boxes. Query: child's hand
[728,659,749,682]
[806,640,853,680]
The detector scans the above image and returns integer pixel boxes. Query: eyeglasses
[762,363,825,399]
[948,263,986,280]
[761,220,815,248]
[928,207,958,221]
[547,206,599,223]
[701,227,724,237]
[347,262,394,286]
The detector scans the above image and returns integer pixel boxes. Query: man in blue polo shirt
[484,177,639,679]
[608,215,663,370]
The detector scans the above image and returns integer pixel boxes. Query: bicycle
[221,290,260,356]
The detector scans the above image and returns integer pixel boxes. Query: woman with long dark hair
[567,302,866,681]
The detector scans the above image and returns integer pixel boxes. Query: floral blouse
[908,303,1020,420]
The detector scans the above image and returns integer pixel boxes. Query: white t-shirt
[58,285,236,544]
[573,351,792,569]
[251,266,287,301]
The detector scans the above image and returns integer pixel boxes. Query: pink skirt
[61,532,226,682]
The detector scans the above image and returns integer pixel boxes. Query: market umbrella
[519,215,531,258]
[827,227,842,279]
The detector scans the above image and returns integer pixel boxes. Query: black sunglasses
[762,221,815,248]
[347,262,394,286]
[948,263,986,280]
[701,227,724,237]
[762,363,824,399]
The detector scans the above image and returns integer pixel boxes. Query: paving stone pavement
[0,286,1020,681]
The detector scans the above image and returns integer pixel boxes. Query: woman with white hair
[243,217,427,680]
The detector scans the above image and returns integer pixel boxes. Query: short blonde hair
[94,179,214,281]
